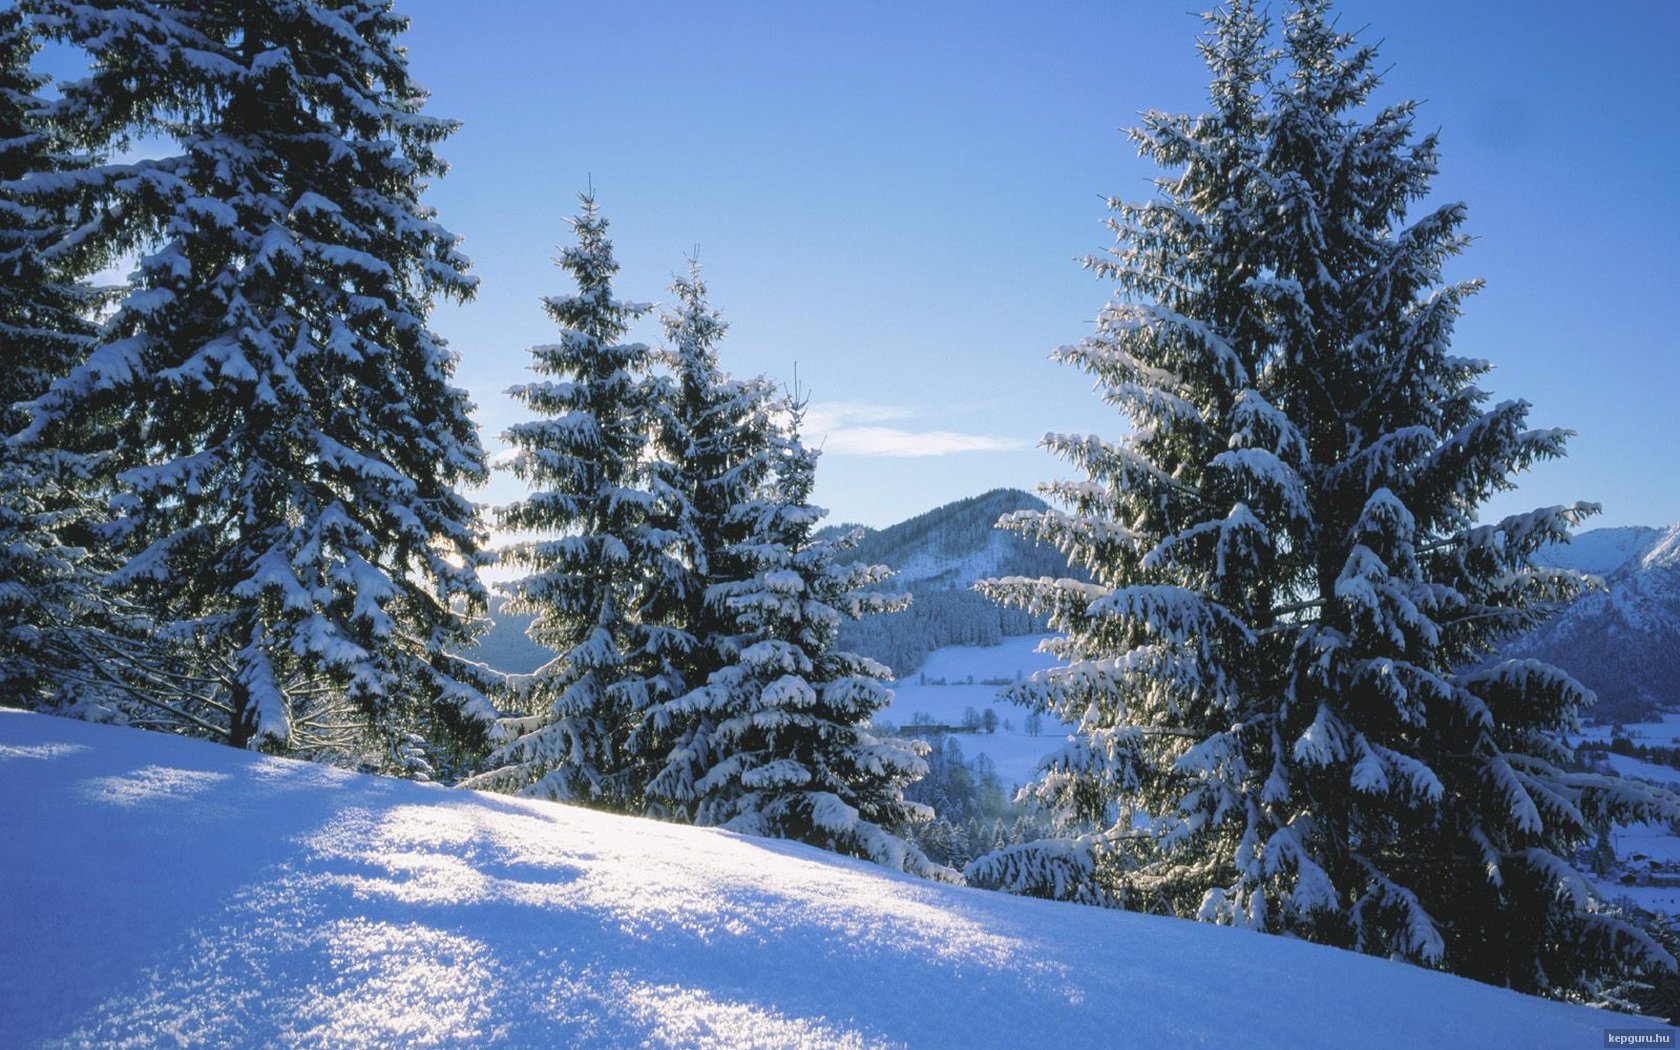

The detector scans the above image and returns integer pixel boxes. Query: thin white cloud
[819,426,1026,457]
[802,402,919,429]
[803,403,1029,458]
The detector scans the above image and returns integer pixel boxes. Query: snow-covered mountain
[1537,525,1666,575]
[838,488,1070,592]
[1515,523,1680,722]
[463,489,1073,679]
[461,498,1680,721]
[0,710,1626,1048]
[833,489,1074,677]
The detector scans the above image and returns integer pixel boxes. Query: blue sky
[403,0,1679,532]
[62,1,1680,533]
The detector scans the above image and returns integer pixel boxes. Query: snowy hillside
[1577,713,1680,915]
[1645,527,1680,573]
[0,710,1629,1049]
[837,489,1075,677]
[842,489,1070,592]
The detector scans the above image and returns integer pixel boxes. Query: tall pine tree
[465,193,674,807]
[635,261,780,817]
[973,0,1678,997]
[649,399,949,878]
[21,0,494,770]
[0,6,91,433]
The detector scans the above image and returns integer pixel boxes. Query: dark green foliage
[840,589,1044,679]
[465,192,665,805]
[0,6,93,438]
[973,0,1679,1000]
[901,734,1050,870]
[0,5,108,712]
[21,0,493,771]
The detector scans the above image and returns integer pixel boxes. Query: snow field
[1575,713,1680,913]
[880,635,1067,787]
[0,709,1632,1049]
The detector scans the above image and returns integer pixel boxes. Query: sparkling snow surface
[0,710,1634,1049]
[881,635,1067,787]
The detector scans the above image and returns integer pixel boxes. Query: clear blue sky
[153,3,1680,530]
[416,0,1680,531]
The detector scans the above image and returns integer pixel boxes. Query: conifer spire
[973,0,1678,998]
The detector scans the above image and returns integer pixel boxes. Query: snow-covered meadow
[879,635,1066,787]
[1577,713,1680,914]
[0,709,1637,1049]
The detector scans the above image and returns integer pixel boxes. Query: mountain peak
[1640,522,1680,572]
[847,488,1057,590]
[1514,521,1680,723]
[1536,525,1665,575]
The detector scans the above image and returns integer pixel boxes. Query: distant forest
[832,488,1077,677]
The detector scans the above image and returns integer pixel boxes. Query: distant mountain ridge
[841,488,1071,589]
[1516,523,1680,723]
[1535,526,1665,575]
[834,489,1076,676]
[460,595,551,678]
[833,509,1680,703]
[461,501,1680,719]
[461,488,1075,679]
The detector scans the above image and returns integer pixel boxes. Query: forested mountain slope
[1518,523,1680,723]
[834,489,1075,676]
[464,489,1075,679]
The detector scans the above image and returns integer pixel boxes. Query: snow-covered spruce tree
[972,0,1677,997]
[635,261,780,818]
[648,399,949,878]
[464,193,676,809]
[20,0,495,770]
[0,5,115,712]
[0,6,92,434]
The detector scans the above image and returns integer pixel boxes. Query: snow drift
[0,710,1637,1048]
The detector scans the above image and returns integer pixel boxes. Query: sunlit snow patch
[79,764,229,807]
[0,709,1637,1049]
